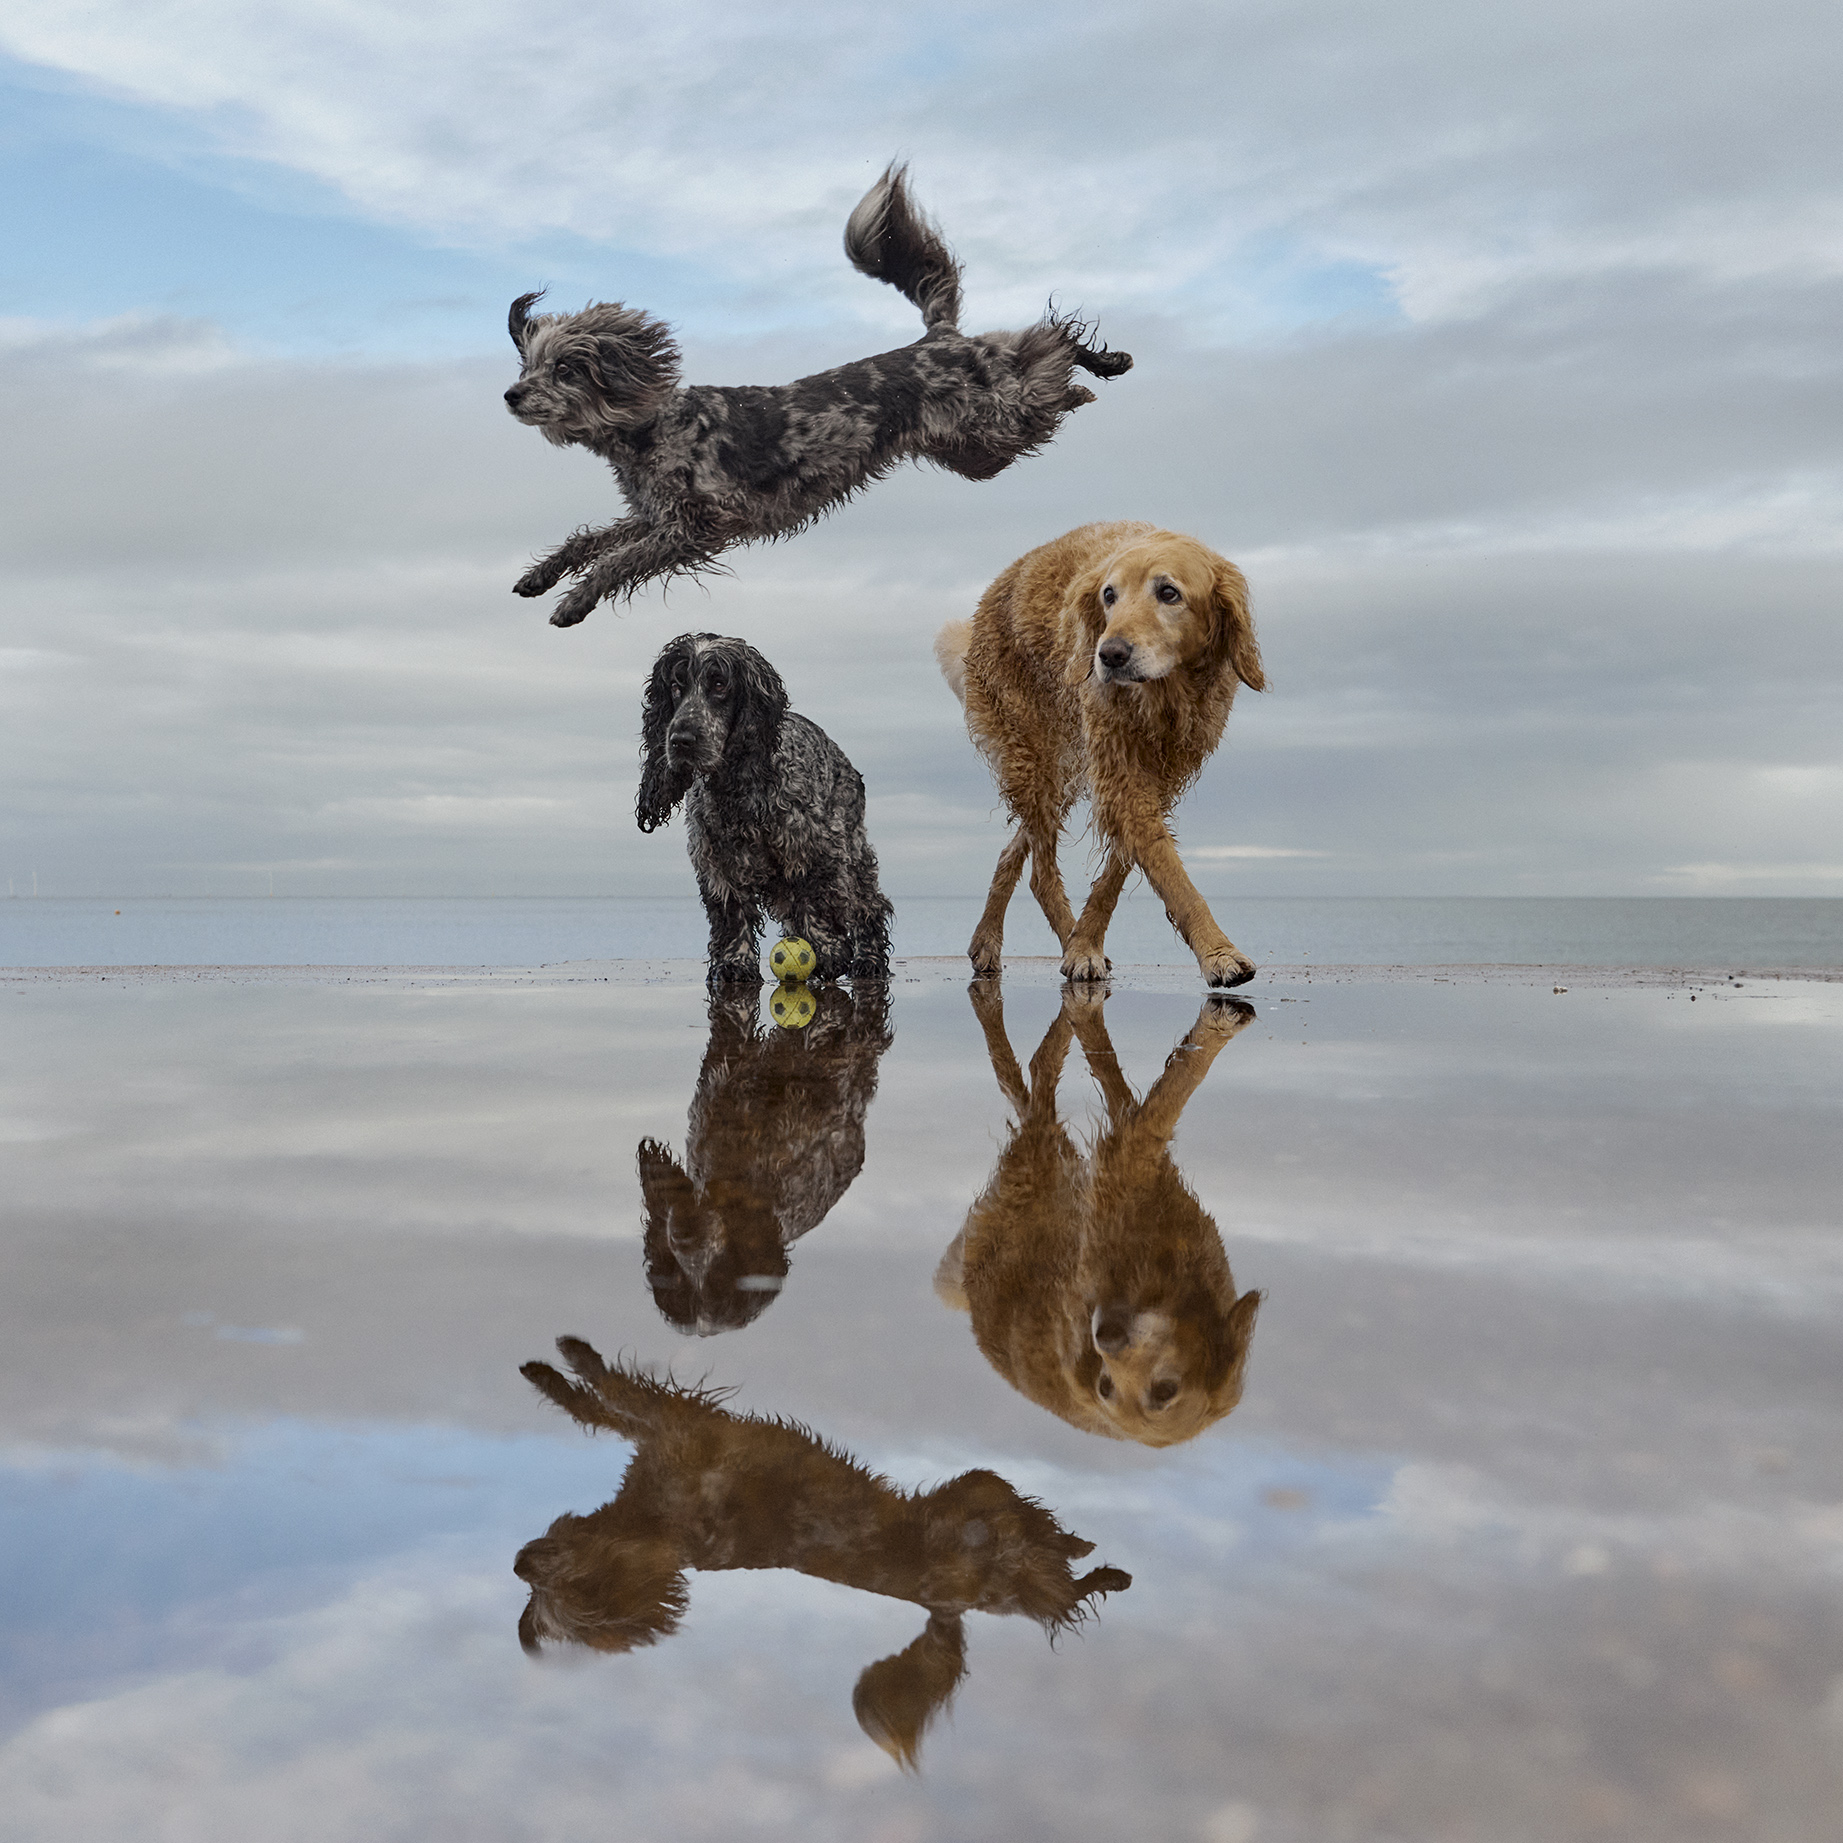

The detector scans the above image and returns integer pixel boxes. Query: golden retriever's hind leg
[1135,829,1256,988]
[968,977,1031,1114]
[1026,829,1078,950]
[969,830,1028,976]
[1061,849,1130,983]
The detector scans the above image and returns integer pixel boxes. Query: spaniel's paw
[1201,946,1257,988]
[707,958,764,987]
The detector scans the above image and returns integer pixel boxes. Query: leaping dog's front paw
[514,553,575,597]
[1201,947,1257,988]
[1061,942,1112,984]
[549,585,598,627]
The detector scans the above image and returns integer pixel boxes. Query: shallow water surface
[2,965,1840,1840]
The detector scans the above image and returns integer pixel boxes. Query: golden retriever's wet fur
[936,521,1266,985]
[516,1336,1129,1767]
[935,987,1262,1446]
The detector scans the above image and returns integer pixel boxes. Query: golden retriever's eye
[1101,585,1116,607]
[1149,1380,1179,1406]
[1156,583,1181,604]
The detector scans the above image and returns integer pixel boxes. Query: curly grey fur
[504,162,1133,626]
[638,984,894,1335]
[636,633,893,985]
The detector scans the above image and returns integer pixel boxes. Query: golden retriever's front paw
[1201,946,1257,988]
[1198,993,1257,1038]
[1061,942,1111,983]
[968,931,1003,977]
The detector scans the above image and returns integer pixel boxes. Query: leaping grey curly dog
[503,162,1133,627]
[638,633,893,986]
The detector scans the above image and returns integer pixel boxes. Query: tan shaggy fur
[934,985,1263,1447]
[516,1336,1128,1767]
[937,521,1266,985]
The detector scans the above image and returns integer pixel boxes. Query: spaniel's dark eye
[1149,1380,1179,1406]
[1157,583,1181,604]
[1101,585,1117,606]
[708,675,728,698]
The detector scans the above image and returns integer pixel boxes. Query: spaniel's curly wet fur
[516,1336,1129,1767]
[638,984,893,1335]
[638,633,892,985]
[504,163,1132,626]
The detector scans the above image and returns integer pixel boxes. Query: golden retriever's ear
[1058,563,1108,686]
[1228,1286,1262,1351]
[1211,559,1265,693]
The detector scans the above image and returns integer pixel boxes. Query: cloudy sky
[2,0,1840,901]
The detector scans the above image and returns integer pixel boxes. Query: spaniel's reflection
[936,986,1262,1446]
[516,1336,1129,1767]
[639,984,893,1334]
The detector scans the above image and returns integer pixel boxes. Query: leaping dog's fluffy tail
[845,164,964,334]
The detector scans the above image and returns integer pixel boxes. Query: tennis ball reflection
[769,982,817,1029]
[769,936,817,982]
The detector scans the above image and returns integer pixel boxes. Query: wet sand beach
[2,959,1840,1840]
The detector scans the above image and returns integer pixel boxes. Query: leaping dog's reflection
[639,984,893,1334]
[936,986,1263,1446]
[516,1337,1129,1767]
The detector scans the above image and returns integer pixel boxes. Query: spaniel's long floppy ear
[726,644,789,769]
[637,638,696,832]
[1210,557,1265,692]
[1057,563,1109,686]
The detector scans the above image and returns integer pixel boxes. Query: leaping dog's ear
[728,644,789,767]
[637,638,697,832]
[1209,556,1265,693]
[1058,563,1109,686]
[509,290,546,356]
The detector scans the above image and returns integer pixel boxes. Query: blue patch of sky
[0,1418,624,1735]
[0,59,733,360]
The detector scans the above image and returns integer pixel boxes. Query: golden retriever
[936,520,1266,984]
[934,985,1263,1446]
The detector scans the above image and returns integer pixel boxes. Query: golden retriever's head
[1082,1290,1263,1446]
[1060,532,1265,694]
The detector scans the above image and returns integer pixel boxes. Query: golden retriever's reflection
[516,1337,1129,1768]
[936,986,1262,1446]
[638,983,893,1335]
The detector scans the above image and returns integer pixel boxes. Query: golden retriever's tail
[934,619,973,707]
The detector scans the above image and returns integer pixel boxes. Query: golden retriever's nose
[1097,637,1133,672]
[1092,1307,1131,1353]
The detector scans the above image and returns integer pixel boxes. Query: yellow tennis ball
[769,936,817,982]
[769,981,817,1029]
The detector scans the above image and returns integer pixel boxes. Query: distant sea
[2,896,1838,969]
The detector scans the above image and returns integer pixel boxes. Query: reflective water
[3,964,1841,1839]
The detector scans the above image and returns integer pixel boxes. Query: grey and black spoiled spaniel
[639,633,892,985]
[503,162,1132,626]
[640,983,893,1335]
